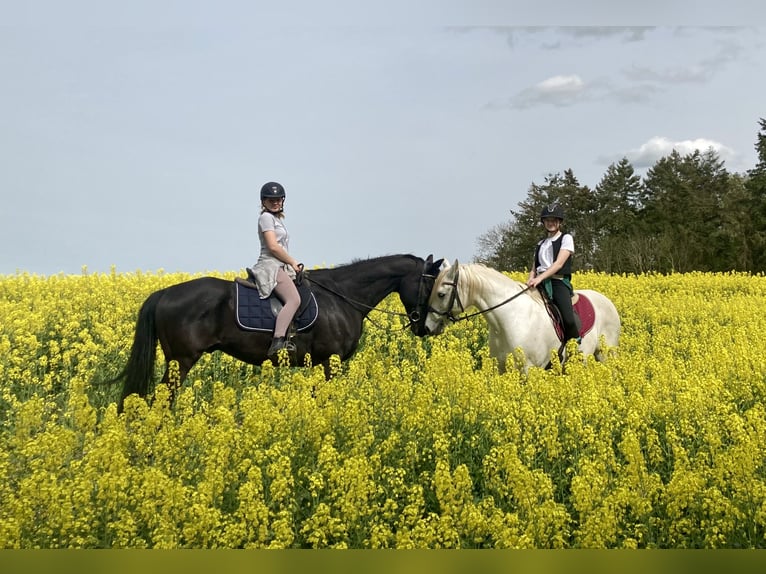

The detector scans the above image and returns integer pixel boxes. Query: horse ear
[425,254,446,275]
[445,260,459,280]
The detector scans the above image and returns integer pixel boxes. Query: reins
[450,286,532,322]
[306,273,423,332]
[430,265,532,323]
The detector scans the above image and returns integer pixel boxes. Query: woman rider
[526,204,580,345]
[250,181,303,357]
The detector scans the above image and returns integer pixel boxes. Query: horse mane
[307,254,420,283]
[463,263,546,306]
[309,254,419,271]
[345,254,419,268]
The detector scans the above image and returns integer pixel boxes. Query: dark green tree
[474,118,766,274]
[746,118,766,272]
[561,169,600,270]
[716,173,752,271]
[592,158,644,273]
[476,170,596,272]
[639,148,731,272]
[475,176,553,271]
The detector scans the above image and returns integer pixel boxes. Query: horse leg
[488,327,509,374]
[158,354,198,406]
[593,334,616,363]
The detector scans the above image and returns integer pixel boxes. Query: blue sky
[2,2,764,275]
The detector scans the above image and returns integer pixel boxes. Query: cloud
[538,74,584,93]
[623,33,744,87]
[488,28,748,111]
[557,26,653,43]
[503,74,586,109]
[624,63,712,84]
[457,26,653,53]
[604,136,737,168]
[607,83,660,104]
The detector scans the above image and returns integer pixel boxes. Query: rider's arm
[538,249,572,280]
[263,230,301,272]
[527,249,572,287]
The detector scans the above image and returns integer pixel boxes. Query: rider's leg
[268,268,300,354]
[551,279,580,342]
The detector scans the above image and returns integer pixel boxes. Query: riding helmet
[260,181,286,200]
[540,204,565,222]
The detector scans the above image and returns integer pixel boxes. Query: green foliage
[476,170,596,272]
[592,158,643,273]
[746,118,766,271]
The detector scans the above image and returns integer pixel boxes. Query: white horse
[424,261,621,372]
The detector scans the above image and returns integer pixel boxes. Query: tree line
[476,118,766,274]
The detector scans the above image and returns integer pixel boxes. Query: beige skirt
[250,257,296,299]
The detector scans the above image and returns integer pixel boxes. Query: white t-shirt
[536,232,574,274]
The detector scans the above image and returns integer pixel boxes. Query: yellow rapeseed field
[1,268,765,548]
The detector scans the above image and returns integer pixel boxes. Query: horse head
[402,254,446,336]
[424,259,462,335]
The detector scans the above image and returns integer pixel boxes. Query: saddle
[234,270,318,332]
[543,292,596,342]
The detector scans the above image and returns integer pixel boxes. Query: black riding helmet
[260,181,286,200]
[540,204,565,222]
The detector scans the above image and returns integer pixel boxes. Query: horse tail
[115,289,164,412]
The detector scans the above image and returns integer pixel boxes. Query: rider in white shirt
[526,204,580,344]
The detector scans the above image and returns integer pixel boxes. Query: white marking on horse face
[424,313,445,335]
[424,275,455,334]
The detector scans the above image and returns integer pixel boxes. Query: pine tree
[592,158,644,272]
[746,118,766,272]
[639,148,730,272]
[475,170,595,272]
[474,118,766,274]
[717,173,752,271]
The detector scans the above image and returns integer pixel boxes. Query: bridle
[306,257,440,331]
[428,264,531,323]
[428,265,464,323]
[408,258,439,328]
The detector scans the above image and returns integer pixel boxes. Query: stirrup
[268,336,296,357]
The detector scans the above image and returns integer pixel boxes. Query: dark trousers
[550,279,580,341]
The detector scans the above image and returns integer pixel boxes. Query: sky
[2,2,764,276]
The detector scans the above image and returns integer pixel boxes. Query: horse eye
[438,292,445,299]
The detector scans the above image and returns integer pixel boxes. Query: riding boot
[267,337,284,356]
[268,336,296,357]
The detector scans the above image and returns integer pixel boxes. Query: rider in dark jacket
[526,204,580,344]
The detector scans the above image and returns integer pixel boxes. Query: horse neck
[323,256,416,308]
[460,264,525,311]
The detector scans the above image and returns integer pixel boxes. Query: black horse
[112,254,443,411]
